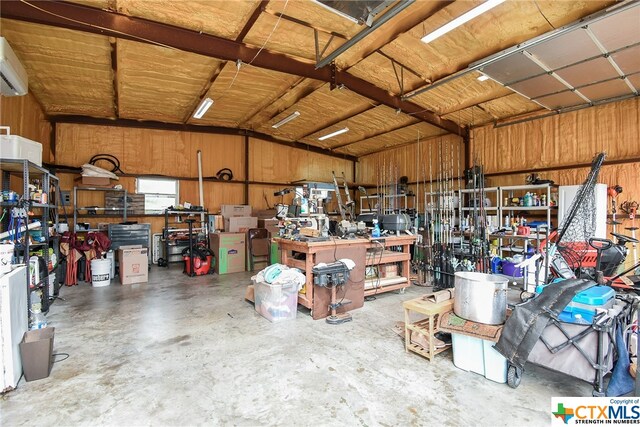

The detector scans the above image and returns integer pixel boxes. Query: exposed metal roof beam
[315,0,415,69]
[235,0,269,42]
[2,0,465,137]
[50,115,358,162]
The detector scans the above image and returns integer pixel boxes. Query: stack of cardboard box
[209,205,257,274]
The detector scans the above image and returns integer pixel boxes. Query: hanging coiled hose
[89,154,125,175]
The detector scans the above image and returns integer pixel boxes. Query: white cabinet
[0,266,27,392]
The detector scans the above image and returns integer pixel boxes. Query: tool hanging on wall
[607,185,623,234]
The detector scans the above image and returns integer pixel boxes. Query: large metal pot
[454,272,509,325]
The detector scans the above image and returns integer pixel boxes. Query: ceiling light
[421,0,505,44]
[477,74,490,82]
[318,127,349,141]
[193,97,214,119]
[272,111,301,129]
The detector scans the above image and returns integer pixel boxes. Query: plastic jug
[372,219,381,238]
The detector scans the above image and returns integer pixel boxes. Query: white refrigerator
[0,266,27,392]
[557,183,607,239]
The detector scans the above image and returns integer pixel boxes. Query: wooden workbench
[275,234,416,319]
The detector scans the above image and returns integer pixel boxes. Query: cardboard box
[224,216,257,233]
[117,245,148,285]
[207,214,225,232]
[221,205,252,218]
[79,176,112,186]
[258,218,280,237]
[210,232,246,274]
[254,209,277,219]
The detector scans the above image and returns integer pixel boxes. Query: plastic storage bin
[536,284,615,324]
[253,279,298,322]
[452,333,507,383]
[0,128,43,166]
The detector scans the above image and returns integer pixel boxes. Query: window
[136,177,179,213]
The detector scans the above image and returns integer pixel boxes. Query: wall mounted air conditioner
[0,37,28,97]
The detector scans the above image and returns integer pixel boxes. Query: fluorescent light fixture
[477,74,490,82]
[193,97,214,119]
[272,111,301,129]
[421,0,505,44]
[318,127,349,141]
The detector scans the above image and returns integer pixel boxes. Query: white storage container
[0,127,43,166]
[452,333,508,383]
[253,279,298,323]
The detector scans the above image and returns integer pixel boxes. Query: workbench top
[273,234,416,252]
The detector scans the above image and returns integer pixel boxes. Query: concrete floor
[1,267,592,426]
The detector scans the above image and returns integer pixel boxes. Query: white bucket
[91,258,111,287]
[57,223,69,233]
[0,242,13,275]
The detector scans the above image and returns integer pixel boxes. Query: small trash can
[19,327,55,382]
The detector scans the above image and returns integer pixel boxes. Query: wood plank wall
[53,124,354,233]
[0,93,52,162]
[470,97,640,220]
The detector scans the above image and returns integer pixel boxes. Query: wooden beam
[50,115,358,162]
[2,0,466,137]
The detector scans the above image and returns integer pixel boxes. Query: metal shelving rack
[1,159,59,315]
[162,209,209,266]
[498,184,555,229]
[73,186,127,232]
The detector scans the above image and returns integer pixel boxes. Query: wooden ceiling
[0,0,617,157]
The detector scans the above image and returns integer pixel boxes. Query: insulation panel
[117,40,220,123]
[244,12,343,62]
[335,122,447,157]
[410,72,512,115]
[347,52,426,96]
[256,83,372,142]
[116,0,261,40]
[0,19,114,117]
[478,93,542,120]
[382,1,612,88]
[190,63,301,128]
[300,105,418,149]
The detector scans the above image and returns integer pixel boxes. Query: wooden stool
[403,297,454,361]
